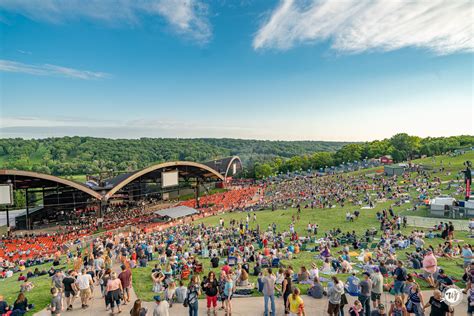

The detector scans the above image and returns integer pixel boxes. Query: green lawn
[131,152,472,301]
[132,203,468,301]
[0,259,72,315]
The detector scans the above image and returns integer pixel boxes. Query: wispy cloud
[0,59,110,80]
[0,0,211,43]
[0,116,262,139]
[253,0,474,54]
[17,49,32,55]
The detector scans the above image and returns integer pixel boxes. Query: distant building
[380,155,393,164]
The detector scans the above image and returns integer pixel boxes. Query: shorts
[327,302,340,314]
[64,290,74,298]
[423,271,434,278]
[223,294,233,301]
[206,295,218,308]
[80,288,91,299]
[371,292,381,301]
[393,280,404,295]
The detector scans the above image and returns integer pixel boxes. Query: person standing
[406,283,424,316]
[282,270,292,315]
[106,271,124,315]
[118,265,132,304]
[262,268,276,316]
[153,295,170,316]
[371,268,383,309]
[202,272,219,314]
[422,251,437,288]
[187,275,201,316]
[389,296,408,316]
[392,261,407,301]
[423,290,452,316]
[359,272,372,316]
[462,244,473,269]
[130,299,147,316]
[327,276,344,316]
[287,287,305,316]
[50,287,63,316]
[223,273,234,315]
[62,270,77,311]
[75,269,93,309]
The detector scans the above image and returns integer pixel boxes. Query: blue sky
[0,0,473,141]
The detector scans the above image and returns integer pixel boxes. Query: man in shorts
[392,261,407,299]
[75,269,93,309]
[118,265,132,304]
[62,270,77,311]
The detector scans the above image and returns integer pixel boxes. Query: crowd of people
[0,160,471,315]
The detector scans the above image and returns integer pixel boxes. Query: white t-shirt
[76,274,93,290]
[153,301,170,316]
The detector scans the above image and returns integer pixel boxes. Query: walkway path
[35,279,468,316]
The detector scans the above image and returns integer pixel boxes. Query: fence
[406,216,469,231]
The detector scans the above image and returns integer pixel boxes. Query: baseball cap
[153,295,161,301]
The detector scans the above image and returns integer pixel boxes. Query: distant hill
[0,137,351,176]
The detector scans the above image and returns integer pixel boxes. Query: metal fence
[406,216,469,231]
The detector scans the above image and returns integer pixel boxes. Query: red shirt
[118,269,132,288]
[222,265,231,275]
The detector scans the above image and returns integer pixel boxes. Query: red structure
[380,155,393,164]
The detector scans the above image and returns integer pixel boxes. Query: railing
[406,216,469,231]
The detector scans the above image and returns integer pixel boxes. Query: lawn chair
[261,257,270,268]
[271,258,280,268]
[228,256,237,266]
[181,268,190,280]
[193,263,203,274]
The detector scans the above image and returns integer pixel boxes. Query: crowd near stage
[0,152,473,316]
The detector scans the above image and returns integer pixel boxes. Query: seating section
[180,186,260,213]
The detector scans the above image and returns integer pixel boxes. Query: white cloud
[0,59,110,80]
[253,0,474,54]
[0,0,211,43]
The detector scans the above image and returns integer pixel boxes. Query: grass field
[0,259,72,315]
[132,152,473,301]
[132,202,468,301]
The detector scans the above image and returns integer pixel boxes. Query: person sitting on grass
[297,266,312,285]
[237,267,249,287]
[0,295,10,315]
[436,269,453,292]
[307,277,324,299]
[346,273,360,296]
[12,293,33,316]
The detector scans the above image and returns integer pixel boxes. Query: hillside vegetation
[0,134,472,179]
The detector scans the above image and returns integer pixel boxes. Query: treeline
[0,137,349,176]
[1,134,472,180]
[248,134,474,179]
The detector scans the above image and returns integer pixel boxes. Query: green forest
[0,134,473,179]
[0,137,349,176]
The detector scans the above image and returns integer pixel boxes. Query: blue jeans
[189,301,198,316]
[358,294,371,316]
[264,294,275,316]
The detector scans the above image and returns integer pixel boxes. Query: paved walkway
[35,280,469,316]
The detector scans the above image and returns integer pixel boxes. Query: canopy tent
[154,205,198,219]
